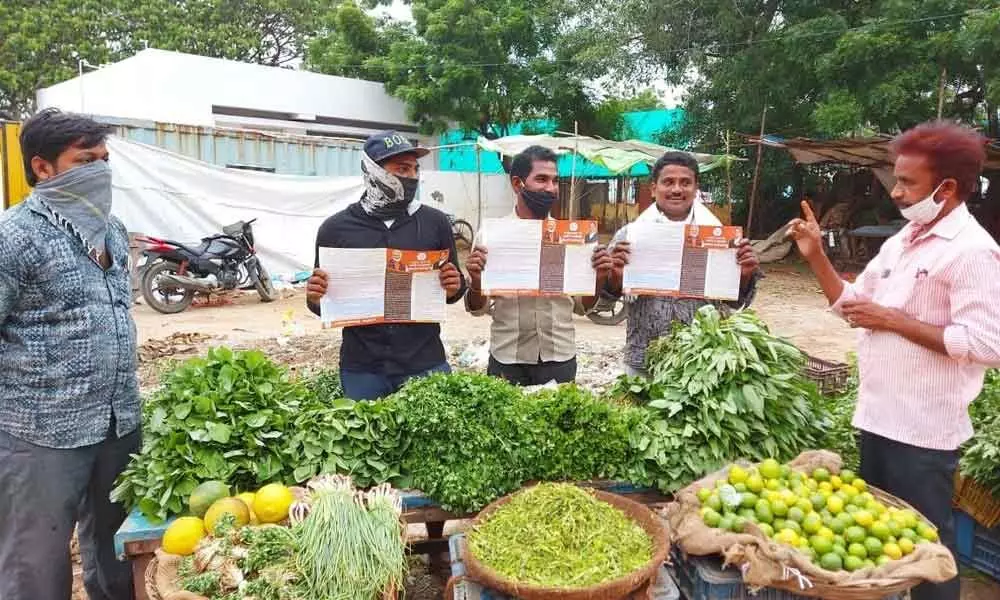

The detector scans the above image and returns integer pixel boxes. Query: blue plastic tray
[954,508,1000,582]
[449,533,680,600]
[670,548,906,600]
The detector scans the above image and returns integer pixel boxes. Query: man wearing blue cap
[306,131,467,400]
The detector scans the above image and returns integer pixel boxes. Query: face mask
[359,153,416,219]
[899,182,945,225]
[34,160,113,254]
[521,188,556,219]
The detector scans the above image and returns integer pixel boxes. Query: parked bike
[137,219,278,314]
[450,214,475,247]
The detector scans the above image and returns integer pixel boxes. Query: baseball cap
[364,130,430,163]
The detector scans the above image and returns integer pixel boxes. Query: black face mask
[400,176,419,204]
[521,188,556,218]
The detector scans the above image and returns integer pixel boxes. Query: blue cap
[364,130,430,163]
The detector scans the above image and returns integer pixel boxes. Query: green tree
[0,0,329,117]
[307,0,611,136]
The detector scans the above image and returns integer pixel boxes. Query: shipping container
[101,116,366,177]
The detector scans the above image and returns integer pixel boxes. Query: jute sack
[664,450,958,599]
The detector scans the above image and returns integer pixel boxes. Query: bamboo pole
[937,67,947,120]
[746,104,769,237]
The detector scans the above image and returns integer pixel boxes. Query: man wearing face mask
[306,131,466,400]
[605,151,761,377]
[788,122,1000,600]
[465,146,614,385]
[0,109,140,600]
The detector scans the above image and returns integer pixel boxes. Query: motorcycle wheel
[453,219,475,248]
[586,297,629,326]
[254,263,279,303]
[141,260,196,314]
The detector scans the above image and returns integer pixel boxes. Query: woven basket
[953,473,1000,528]
[462,487,670,600]
[765,486,930,599]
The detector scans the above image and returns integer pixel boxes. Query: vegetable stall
[110,306,989,599]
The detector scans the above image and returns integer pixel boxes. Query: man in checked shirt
[788,121,1000,600]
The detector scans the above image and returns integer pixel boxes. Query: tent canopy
[754,134,1000,172]
[476,134,742,176]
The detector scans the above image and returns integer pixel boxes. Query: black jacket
[309,202,467,375]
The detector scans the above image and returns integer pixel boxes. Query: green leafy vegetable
[467,483,653,587]
[112,348,318,522]
[614,306,829,493]
[960,369,1000,496]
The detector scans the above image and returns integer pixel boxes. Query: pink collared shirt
[832,203,1000,450]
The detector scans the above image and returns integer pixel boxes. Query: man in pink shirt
[788,122,1000,600]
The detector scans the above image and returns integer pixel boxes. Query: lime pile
[698,459,941,572]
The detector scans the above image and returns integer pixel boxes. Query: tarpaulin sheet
[107,136,363,276]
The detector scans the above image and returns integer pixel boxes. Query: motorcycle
[137,219,278,314]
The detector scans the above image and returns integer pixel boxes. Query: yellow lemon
[161,517,206,556]
[253,483,294,524]
[827,496,845,515]
[830,475,843,489]
[899,538,916,556]
[883,542,903,560]
[729,465,749,485]
[852,478,868,493]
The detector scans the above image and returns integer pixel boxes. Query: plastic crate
[448,533,679,600]
[802,354,851,396]
[669,548,905,600]
[954,508,1000,582]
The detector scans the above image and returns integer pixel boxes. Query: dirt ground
[68,262,998,600]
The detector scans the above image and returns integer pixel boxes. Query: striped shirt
[832,203,1000,450]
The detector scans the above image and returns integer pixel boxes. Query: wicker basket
[953,472,1000,528]
[462,487,671,600]
[765,485,932,599]
[803,354,851,396]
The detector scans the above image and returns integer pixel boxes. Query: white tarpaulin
[107,136,364,276]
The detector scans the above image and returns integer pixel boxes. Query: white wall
[420,171,515,230]
[36,49,425,142]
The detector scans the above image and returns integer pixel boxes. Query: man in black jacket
[306,131,466,400]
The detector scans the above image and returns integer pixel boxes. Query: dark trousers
[340,362,451,401]
[487,355,577,386]
[0,426,141,600]
[859,431,960,600]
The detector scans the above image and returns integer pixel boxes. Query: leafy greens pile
[112,348,317,521]
[614,305,828,493]
[960,369,1000,496]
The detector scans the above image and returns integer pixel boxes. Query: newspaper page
[481,218,598,296]
[623,224,742,301]
[320,247,449,327]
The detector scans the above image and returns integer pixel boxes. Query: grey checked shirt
[0,196,139,448]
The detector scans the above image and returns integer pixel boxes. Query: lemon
[759,459,782,480]
[917,522,940,542]
[870,522,892,542]
[848,543,868,559]
[802,514,823,535]
[830,475,843,489]
[746,474,765,493]
[883,542,903,560]
[253,483,294,524]
[852,478,868,492]
[819,482,834,493]
[853,510,874,528]
[844,556,864,572]
[899,510,919,529]
[705,494,723,512]
[811,535,834,556]
[771,499,789,518]
[758,523,775,538]
[845,526,867,544]
[787,507,806,524]
[697,488,712,503]
[840,469,857,484]
[161,517,206,556]
[813,468,831,482]
[827,496,845,515]
[728,465,749,485]
[818,526,835,540]
[820,552,844,571]
[864,537,884,558]
[899,538,916,556]
[776,529,800,546]
[703,509,722,528]
[204,497,251,533]
[876,555,893,567]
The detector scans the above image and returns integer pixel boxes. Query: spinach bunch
[818,358,860,471]
[617,306,829,493]
[960,369,1000,495]
[112,348,318,522]
[285,397,409,487]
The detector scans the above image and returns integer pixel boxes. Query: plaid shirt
[0,196,139,449]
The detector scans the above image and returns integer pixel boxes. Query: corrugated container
[99,117,366,177]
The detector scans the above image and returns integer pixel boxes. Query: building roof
[36,49,420,139]
[754,134,1000,171]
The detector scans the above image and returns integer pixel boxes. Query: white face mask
[899,182,945,225]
